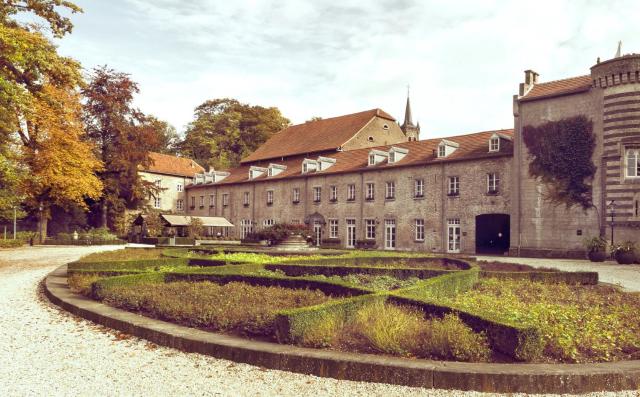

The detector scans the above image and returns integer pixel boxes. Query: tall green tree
[82,66,161,229]
[180,98,290,169]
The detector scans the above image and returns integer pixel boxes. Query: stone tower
[400,92,420,141]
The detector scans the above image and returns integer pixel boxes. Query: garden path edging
[44,265,640,394]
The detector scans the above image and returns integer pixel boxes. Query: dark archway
[475,214,510,254]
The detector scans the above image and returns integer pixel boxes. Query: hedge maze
[67,247,600,363]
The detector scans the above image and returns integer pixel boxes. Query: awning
[161,215,234,227]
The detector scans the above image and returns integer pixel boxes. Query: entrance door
[346,219,356,248]
[384,219,396,250]
[313,220,322,247]
[447,219,461,253]
[475,214,510,254]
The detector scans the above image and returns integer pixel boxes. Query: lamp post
[608,200,616,247]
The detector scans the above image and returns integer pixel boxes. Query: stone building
[512,52,640,256]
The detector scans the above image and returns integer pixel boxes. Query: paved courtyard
[476,255,640,292]
[0,246,637,396]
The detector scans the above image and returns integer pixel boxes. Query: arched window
[626,148,640,178]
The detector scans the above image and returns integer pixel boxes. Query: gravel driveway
[0,246,636,396]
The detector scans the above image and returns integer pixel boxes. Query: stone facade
[139,171,192,213]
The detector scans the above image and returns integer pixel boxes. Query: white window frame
[330,185,338,201]
[414,178,424,198]
[292,187,300,203]
[243,191,250,206]
[365,182,375,200]
[263,219,275,228]
[347,184,356,201]
[177,183,183,192]
[176,199,184,211]
[190,196,196,208]
[240,219,253,239]
[329,219,339,239]
[448,176,460,196]
[209,194,215,207]
[365,219,376,239]
[153,196,161,209]
[489,137,500,152]
[313,186,322,202]
[266,190,274,205]
[415,219,425,241]
[626,148,640,178]
[368,154,376,166]
[487,173,499,193]
[438,144,446,158]
[199,195,204,207]
[222,194,229,207]
[385,181,395,200]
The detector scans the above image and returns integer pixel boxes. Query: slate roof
[241,108,396,164]
[189,129,513,188]
[142,152,205,178]
[520,75,592,102]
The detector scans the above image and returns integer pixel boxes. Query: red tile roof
[142,152,205,177]
[521,75,592,102]
[241,108,396,164]
[189,129,513,188]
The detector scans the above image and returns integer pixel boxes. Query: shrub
[0,239,23,248]
[584,236,608,253]
[78,248,165,262]
[68,273,103,295]
[414,313,491,362]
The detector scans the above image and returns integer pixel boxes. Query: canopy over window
[161,215,234,227]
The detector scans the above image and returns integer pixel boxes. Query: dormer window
[317,156,336,171]
[388,146,408,164]
[437,139,459,158]
[249,166,267,180]
[368,149,388,166]
[489,136,500,152]
[302,159,318,174]
[267,163,286,177]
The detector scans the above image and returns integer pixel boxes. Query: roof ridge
[534,74,591,86]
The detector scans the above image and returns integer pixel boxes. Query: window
[266,190,274,205]
[263,219,275,228]
[385,181,395,200]
[199,195,204,208]
[176,199,184,211]
[448,176,460,196]
[438,144,446,158]
[365,219,376,239]
[155,179,162,188]
[291,219,300,225]
[177,183,183,192]
[365,182,375,200]
[489,136,500,152]
[190,196,196,208]
[347,184,356,201]
[240,219,253,239]
[243,191,250,206]
[635,199,639,218]
[414,179,424,198]
[329,219,339,238]
[209,194,215,207]
[487,173,499,194]
[368,154,376,166]
[415,219,425,241]
[292,187,300,203]
[153,197,161,209]
[313,186,321,202]
[389,151,395,164]
[330,185,337,201]
[222,194,229,207]
[626,148,640,178]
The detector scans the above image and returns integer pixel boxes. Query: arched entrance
[475,214,510,254]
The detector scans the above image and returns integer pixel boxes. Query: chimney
[519,70,539,96]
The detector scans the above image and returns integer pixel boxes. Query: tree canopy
[180,98,290,169]
[0,0,82,37]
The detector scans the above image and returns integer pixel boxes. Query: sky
[48,0,640,139]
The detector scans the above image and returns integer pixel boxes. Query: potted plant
[611,241,637,265]
[584,236,608,262]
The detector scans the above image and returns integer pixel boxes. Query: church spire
[400,87,420,141]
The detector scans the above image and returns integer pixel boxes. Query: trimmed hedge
[164,272,373,297]
[91,273,167,299]
[68,257,189,272]
[480,270,598,285]
[293,256,470,270]
[274,293,388,344]
[265,263,453,280]
[43,238,125,246]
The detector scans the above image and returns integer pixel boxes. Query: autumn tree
[82,66,162,229]
[180,99,290,169]
[1,8,103,242]
[139,115,181,155]
[0,0,82,38]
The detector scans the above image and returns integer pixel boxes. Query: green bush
[480,270,598,285]
[0,239,23,248]
[264,263,452,280]
[68,257,189,273]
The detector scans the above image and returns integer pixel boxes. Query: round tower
[590,53,640,240]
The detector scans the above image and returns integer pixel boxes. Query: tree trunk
[37,210,48,244]
[101,199,108,229]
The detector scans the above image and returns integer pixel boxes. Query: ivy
[522,116,596,209]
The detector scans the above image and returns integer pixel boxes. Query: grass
[89,280,333,338]
[439,278,640,363]
[300,300,491,362]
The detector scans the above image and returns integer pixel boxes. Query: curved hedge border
[45,265,640,394]
[480,270,598,285]
[264,263,454,280]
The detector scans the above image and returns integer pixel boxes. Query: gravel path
[0,246,636,396]
[476,255,640,292]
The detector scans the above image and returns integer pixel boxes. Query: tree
[180,98,290,169]
[82,66,161,229]
[0,145,26,221]
[139,115,180,155]
[0,0,82,37]
[1,21,103,242]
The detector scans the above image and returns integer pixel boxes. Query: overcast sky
[53,0,640,138]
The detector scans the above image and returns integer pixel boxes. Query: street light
[608,200,616,247]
